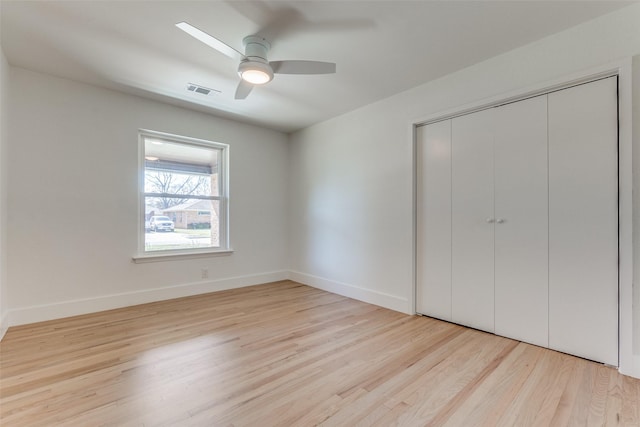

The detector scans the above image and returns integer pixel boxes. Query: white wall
[289,4,640,374]
[0,47,9,339]
[6,67,289,324]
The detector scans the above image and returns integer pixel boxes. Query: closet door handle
[496,218,506,224]
[486,217,495,223]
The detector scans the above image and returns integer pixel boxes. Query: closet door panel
[548,77,618,365]
[451,109,495,333]
[416,120,452,320]
[494,95,549,348]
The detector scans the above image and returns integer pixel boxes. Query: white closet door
[548,77,618,365]
[416,121,452,320]
[494,95,549,348]
[451,109,495,333]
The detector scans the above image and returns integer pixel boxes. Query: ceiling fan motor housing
[242,35,271,60]
[238,35,274,83]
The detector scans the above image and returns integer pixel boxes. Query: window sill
[132,249,234,263]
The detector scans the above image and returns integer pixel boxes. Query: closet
[416,77,618,365]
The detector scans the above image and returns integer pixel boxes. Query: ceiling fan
[176,22,336,100]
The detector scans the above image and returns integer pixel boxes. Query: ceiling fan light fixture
[238,61,273,85]
[242,69,271,84]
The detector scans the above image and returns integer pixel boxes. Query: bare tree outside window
[145,170,212,209]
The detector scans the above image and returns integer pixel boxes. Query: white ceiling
[0,1,632,133]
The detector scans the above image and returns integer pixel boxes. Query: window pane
[144,138,220,198]
[145,197,220,252]
[144,170,212,197]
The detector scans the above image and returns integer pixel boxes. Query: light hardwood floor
[1,280,639,426]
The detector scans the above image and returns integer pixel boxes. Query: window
[138,130,229,258]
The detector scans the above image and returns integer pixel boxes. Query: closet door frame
[411,58,634,378]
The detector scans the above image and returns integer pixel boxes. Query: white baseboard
[289,270,410,314]
[627,355,640,379]
[8,270,289,327]
[0,311,8,342]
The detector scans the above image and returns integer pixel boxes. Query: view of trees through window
[141,133,227,253]
[145,171,211,209]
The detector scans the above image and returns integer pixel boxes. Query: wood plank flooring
[1,280,639,426]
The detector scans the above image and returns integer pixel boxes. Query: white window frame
[133,129,232,262]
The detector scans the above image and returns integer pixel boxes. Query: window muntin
[139,131,229,255]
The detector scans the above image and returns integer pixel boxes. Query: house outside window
[138,130,229,256]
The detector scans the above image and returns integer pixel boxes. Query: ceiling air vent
[186,83,220,96]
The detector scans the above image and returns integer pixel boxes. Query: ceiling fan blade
[235,80,254,100]
[270,60,336,75]
[226,3,374,42]
[176,22,245,61]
